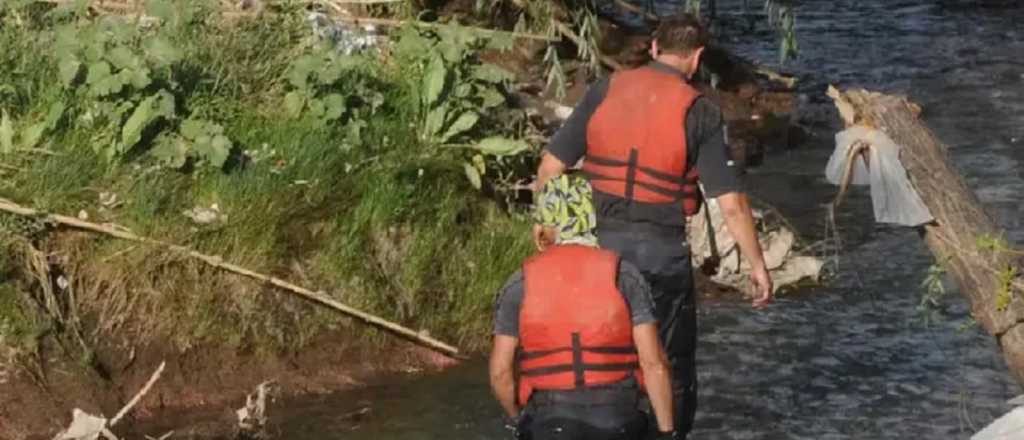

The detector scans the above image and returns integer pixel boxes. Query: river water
[184,1,1024,438]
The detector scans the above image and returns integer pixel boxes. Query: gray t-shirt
[493,258,657,337]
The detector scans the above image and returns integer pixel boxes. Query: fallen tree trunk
[828,87,1024,386]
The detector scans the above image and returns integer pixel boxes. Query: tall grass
[0,2,534,363]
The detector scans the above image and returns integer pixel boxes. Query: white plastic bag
[825,126,934,226]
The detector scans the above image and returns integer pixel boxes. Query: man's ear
[534,226,556,252]
[691,46,706,69]
[649,39,659,59]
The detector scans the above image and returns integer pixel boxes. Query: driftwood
[828,87,1024,385]
[0,198,464,359]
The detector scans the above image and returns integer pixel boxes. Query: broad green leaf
[85,61,113,85]
[283,91,305,118]
[106,46,138,70]
[42,101,66,129]
[155,90,176,116]
[424,105,448,138]
[54,25,80,58]
[423,53,447,107]
[475,136,530,156]
[287,55,320,89]
[83,38,106,63]
[463,162,482,190]
[0,111,13,154]
[473,64,515,83]
[393,26,431,60]
[323,93,346,122]
[479,88,505,108]
[439,112,479,143]
[20,123,46,150]
[151,136,188,168]
[180,118,206,140]
[485,32,515,52]
[59,59,82,88]
[472,154,486,175]
[128,67,152,89]
[119,94,166,152]
[194,132,231,168]
[453,83,473,99]
[319,57,348,85]
[86,61,128,97]
[309,99,326,118]
[144,36,182,70]
[435,25,475,61]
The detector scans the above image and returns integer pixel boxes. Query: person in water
[532,13,774,438]
[489,174,679,439]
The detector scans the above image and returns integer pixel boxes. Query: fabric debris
[825,126,934,226]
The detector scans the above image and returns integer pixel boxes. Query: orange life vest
[517,244,642,406]
[583,66,704,216]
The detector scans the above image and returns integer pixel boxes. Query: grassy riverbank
[0,1,538,379]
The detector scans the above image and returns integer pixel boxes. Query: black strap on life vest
[518,332,638,387]
[584,151,699,201]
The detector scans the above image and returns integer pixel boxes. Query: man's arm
[533,77,610,192]
[633,323,674,433]
[533,79,609,249]
[489,334,520,418]
[689,98,773,307]
[717,192,773,307]
[617,261,673,432]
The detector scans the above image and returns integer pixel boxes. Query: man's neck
[652,55,694,79]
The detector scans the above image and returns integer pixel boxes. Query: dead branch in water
[0,198,464,359]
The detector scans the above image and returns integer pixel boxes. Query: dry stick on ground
[553,21,624,71]
[110,361,165,426]
[827,86,1024,385]
[0,198,465,359]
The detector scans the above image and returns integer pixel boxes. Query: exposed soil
[0,333,457,440]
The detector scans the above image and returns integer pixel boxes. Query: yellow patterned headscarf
[532,174,598,246]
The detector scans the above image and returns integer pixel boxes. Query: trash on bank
[306,12,383,55]
[689,197,824,293]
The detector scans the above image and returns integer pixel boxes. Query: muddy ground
[0,332,458,439]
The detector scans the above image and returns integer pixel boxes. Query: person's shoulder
[496,269,525,303]
[690,95,723,119]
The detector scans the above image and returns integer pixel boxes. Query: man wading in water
[489,175,679,439]
[532,14,774,439]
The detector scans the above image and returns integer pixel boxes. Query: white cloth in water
[825,126,934,227]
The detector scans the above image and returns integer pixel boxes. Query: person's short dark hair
[653,13,709,55]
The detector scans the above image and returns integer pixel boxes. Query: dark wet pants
[598,228,697,439]
[518,390,648,440]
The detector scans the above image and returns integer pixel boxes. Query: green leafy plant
[52,3,233,169]
[393,25,530,190]
[917,262,948,326]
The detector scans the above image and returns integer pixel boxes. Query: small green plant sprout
[976,233,1023,311]
[917,262,948,326]
[995,265,1019,312]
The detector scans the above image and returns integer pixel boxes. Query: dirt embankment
[0,333,456,439]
